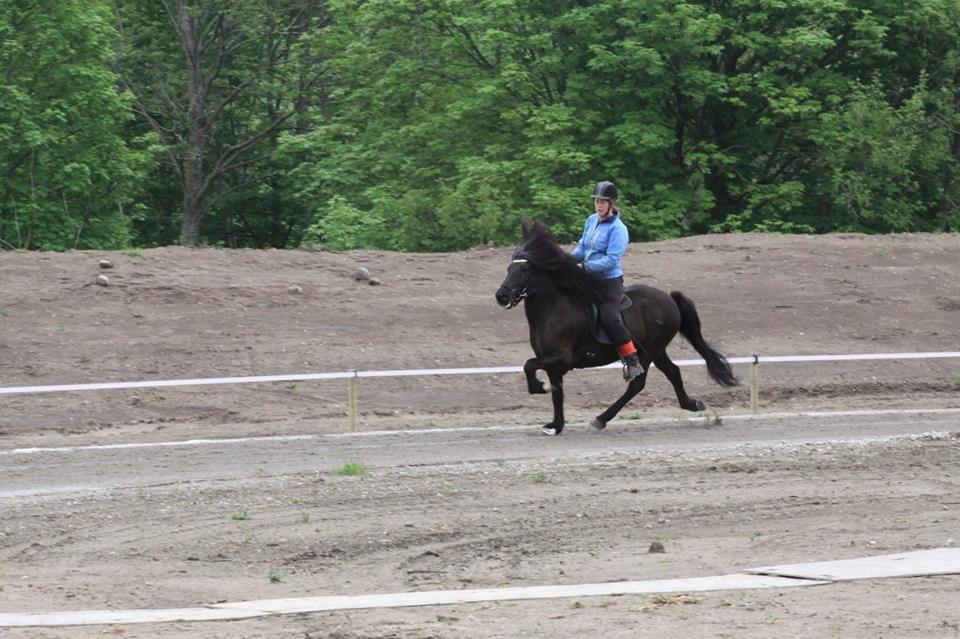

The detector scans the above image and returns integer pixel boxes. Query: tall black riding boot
[623,353,642,381]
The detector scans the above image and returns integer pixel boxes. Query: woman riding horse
[571,180,642,381]
[496,217,738,435]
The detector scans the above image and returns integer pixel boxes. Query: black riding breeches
[596,276,632,347]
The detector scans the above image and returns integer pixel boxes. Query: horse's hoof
[590,418,606,431]
[683,399,706,412]
[528,381,550,395]
[542,424,563,436]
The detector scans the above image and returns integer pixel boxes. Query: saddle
[587,294,633,345]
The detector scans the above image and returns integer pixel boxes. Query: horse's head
[495,254,533,309]
[496,219,569,309]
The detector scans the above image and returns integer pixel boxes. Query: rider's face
[594,198,612,219]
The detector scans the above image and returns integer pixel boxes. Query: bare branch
[205,174,263,210]
[116,75,184,179]
[202,110,296,192]
[207,75,258,124]
[157,0,178,31]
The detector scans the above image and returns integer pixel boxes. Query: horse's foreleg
[654,352,705,412]
[591,372,647,431]
[542,368,566,436]
[523,358,548,394]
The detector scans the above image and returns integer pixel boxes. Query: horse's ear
[520,218,535,240]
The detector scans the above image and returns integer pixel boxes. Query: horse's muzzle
[495,286,517,309]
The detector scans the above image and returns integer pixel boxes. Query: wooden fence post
[348,372,359,432]
[750,355,760,414]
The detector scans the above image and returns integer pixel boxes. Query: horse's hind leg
[655,351,705,412]
[591,373,647,431]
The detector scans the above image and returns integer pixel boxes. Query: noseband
[506,258,530,308]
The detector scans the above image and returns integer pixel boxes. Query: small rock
[648,541,666,554]
[353,267,371,281]
[98,259,113,269]
[288,285,303,295]
[96,274,110,287]
[368,277,381,286]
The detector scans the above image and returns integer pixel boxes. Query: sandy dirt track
[2,232,960,637]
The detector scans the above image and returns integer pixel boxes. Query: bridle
[503,258,530,309]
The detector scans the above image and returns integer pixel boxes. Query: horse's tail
[670,291,739,387]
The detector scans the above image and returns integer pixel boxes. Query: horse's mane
[516,219,606,304]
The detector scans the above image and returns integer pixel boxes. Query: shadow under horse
[495,220,738,435]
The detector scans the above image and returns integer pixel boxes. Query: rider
[570,180,642,381]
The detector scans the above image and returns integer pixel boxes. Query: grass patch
[872,246,889,257]
[952,376,960,385]
[648,594,701,606]
[335,462,367,476]
[268,569,287,583]
[231,510,250,521]
[531,471,548,483]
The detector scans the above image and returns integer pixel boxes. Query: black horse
[495,220,738,435]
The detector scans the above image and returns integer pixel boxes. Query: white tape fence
[3,352,959,430]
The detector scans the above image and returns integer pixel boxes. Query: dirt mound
[1,232,959,442]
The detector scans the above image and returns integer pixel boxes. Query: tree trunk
[181,188,204,247]
[181,129,206,245]
[178,1,208,247]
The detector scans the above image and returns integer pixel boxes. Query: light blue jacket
[570,213,628,279]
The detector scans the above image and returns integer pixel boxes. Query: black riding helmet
[592,180,618,201]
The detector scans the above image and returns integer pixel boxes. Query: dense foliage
[1,0,153,250]
[2,0,958,250]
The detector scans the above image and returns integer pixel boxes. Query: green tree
[287,0,602,250]
[302,0,960,246]
[0,0,152,250]
[97,0,957,250]
[114,0,328,247]
[810,81,944,231]
[877,0,960,231]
